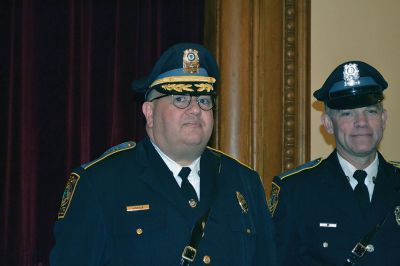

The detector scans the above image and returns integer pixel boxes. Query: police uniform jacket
[270,151,400,266]
[51,137,277,266]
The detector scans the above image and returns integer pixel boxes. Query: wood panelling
[204,0,310,195]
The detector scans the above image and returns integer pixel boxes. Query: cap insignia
[236,191,249,214]
[183,49,200,74]
[343,63,360,87]
[395,206,400,226]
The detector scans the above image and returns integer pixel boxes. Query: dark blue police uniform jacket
[270,151,400,266]
[51,137,277,266]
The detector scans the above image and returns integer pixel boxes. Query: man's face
[143,93,214,161]
[322,104,387,159]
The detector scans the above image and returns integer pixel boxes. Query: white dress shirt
[152,142,201,199]
[337,152,379,201]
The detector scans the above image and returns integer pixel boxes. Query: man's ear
[142,102,154,128]
[382,108,388,130]
[321,113,334,134]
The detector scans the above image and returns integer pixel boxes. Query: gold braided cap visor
[150,75,216,88]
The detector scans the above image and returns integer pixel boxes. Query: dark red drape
[0,0,204,265]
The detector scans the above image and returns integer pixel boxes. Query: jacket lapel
[322,151,365,218]
[135,138,197,221]
[369,154,400,223]
[135,139,221,223]
[197,148,220,214]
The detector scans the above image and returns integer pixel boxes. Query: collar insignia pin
[395,206,400,226]
[236,191,249,214]
[183,49,199,74]
[343,63,360,87]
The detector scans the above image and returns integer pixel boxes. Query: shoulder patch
[206,146,253,170]
[389,160,400,168]
[278,158,323,180]
[81,141,136,170]
[269,181,280,217]
[58,173,80,219]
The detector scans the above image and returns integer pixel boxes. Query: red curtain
[0,0,204,265]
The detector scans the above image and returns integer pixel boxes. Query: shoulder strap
[180,152,222,265]
[180,209,211,266]
[344,166,400,265]
[344,212,390,265]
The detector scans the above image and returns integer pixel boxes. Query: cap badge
[236,191,249,214]
[343,63,360,87]
[395,206,400,226]
[183,49,200,74]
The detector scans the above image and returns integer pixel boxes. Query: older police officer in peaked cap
[50,43,277,266]
[269,60,400,266]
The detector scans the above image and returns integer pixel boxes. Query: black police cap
[313,61,388,109]
[131,42,220,100]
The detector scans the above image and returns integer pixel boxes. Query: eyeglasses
[149,94,215,111]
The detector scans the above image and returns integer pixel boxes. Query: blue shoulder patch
[81,141,136,170]
[278,158,323,180]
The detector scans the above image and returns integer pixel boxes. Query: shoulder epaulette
[388,160,400,168]
[278,158,323,180]
[206,146,253,171]
[81,141,136,170]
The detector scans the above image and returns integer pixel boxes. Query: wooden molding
[204,0,311,193]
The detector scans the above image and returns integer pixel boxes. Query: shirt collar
[337,152,379,182]
[151,141,201,178]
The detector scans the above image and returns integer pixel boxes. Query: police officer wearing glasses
[51,43,277,266]
[270,61,400,266]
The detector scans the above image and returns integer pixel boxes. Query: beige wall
[311,0,400,160]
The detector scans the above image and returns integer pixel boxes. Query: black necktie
[178,167,198,207]
[353,170,370,213]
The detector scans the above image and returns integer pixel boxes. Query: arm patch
[269,181,280,216]
[57,173,80,219]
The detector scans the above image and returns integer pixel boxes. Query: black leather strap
[180,209,211,266]
[344,212,389,266]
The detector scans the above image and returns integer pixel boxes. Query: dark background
[0,0,204,265]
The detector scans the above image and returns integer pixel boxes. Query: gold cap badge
[183,49,200,74]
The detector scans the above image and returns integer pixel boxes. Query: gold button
[246,228,251,234]
[189,199,197,208]
[203,255,211,264]
[136,228,143,235]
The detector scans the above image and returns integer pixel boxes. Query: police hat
[131,42,220,100]
[313,61,388,109]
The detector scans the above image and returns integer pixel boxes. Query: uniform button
[189,199,197,208]
[136,228,143,235]
[246,228,252,234]
[322,242,328,248]
[366,244,374,253]
[203,255,211,264]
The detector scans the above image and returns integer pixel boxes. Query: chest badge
[236,191,248,214]
[394,206,400,226]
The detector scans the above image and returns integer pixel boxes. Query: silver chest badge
[343,63,360,87]
[395,206,400,226]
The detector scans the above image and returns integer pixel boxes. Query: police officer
[270,61,400,266]
[50,43,277,266]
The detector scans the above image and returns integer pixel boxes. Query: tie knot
[353,170,367,184]
[178,167,191,180]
